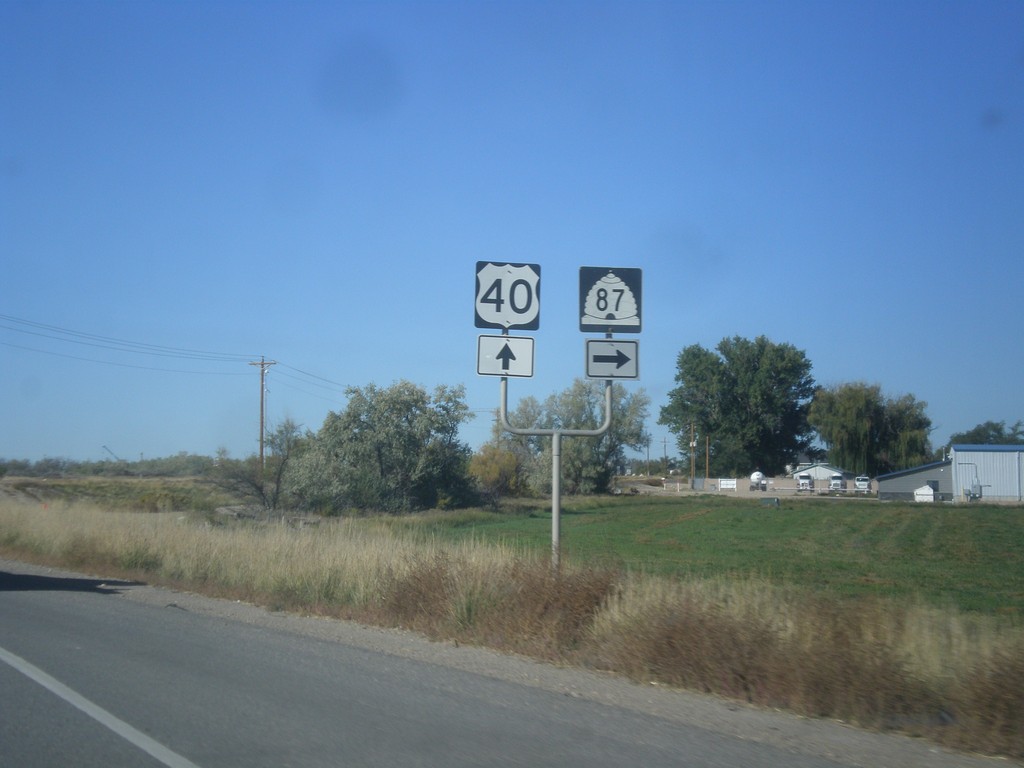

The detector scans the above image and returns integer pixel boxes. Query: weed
[118,542,162,572]
[941,639,1024,755]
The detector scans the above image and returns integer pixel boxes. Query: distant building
[949,444,1024,503]
[876,460,953,502]
[876,444,1024,503]
[790,462,852,485]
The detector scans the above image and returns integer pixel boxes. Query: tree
[262,418,306,510]
[947,420,1024,447]
[877,393,932,473]
[213,418,305,514]
[469,442,525,504]
[539,380,650,494]
[808,383,933,475]
[469,398,545,503]
[473,380,649,497]
[286,381,475,514]
[807,383,885,475]
[659,336,815,476]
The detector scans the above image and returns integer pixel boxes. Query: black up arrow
[495,343,517,371]
[593,349,631,368]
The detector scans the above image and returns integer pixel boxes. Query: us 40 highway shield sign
[475,262,541,330]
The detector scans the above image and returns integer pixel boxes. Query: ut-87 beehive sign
[579,267,642,333]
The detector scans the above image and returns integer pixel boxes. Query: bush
[377,553,619,659]
[584,582,947,733]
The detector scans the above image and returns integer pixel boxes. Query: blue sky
[2,0,1022,465]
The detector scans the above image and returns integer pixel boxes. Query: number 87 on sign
[474,262,541,330]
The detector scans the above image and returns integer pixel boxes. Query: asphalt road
[0,559,1003,768]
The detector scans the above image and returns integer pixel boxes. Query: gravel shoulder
[1,556,1013,768]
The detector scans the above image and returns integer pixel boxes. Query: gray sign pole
[499,375,612,570]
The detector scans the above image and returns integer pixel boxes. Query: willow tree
[808,382,932,475]
[878,393,932,473]
[807,383,885,475]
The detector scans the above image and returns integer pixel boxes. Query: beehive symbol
[581,271,640,328]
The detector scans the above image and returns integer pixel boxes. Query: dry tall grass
[586,573,1023,750]
[1,499,1021,758]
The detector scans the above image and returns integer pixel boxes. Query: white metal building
[790,463,851,484]
[949,444,1024,503]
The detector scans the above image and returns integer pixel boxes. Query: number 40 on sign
[474,262,541,331]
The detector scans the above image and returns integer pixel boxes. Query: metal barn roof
[876,459,951,482]
[951,444,1024,453]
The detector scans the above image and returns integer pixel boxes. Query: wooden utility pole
[689,423,695,489]
[249,357,276,474]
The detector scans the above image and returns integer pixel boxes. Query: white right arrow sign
[585,339,639,379]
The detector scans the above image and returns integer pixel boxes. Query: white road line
[0,644,202,768]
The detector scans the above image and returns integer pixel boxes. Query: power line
[270,375,346,404]
[1,313,351,404]
[0,313,257,362]
[0,340,250,375]
[274,367,344,392]
[277,363,345,388]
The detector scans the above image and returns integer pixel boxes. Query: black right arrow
[593,349,630,368]
[495,343,517,370]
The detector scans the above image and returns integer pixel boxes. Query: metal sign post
[475,263,641,570]
[499,376,612,570]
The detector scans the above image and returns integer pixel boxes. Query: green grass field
[407,494,1024,615]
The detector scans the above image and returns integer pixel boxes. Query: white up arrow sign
[477,336,535,378]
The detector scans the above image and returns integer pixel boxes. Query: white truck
[797,473,814,492]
